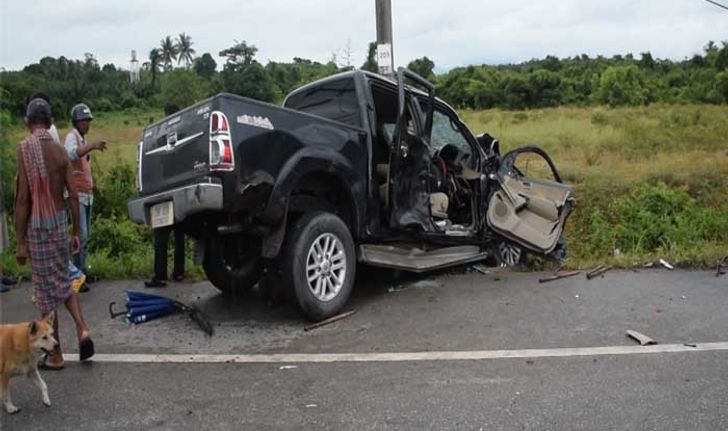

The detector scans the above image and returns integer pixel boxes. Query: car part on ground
[538,270,581,283]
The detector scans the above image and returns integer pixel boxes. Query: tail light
[209,111,234,171]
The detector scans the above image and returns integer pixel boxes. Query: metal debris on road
[538,270,581,283]
[471,264,490,275]
[659,258,674,270]
[683,343,697,348]
[304,310,357,332]
[586,265,612,280]
[626,329,657,346]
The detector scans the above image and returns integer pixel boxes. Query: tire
[282,211,356,321]
[203,234,262,294]
[493,239,527,268]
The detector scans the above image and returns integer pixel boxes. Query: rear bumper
[127,178,224,225]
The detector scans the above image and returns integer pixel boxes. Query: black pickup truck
[128,68,574,320]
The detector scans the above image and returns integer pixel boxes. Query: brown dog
[0,313,57,414]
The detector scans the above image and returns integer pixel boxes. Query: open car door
[388,68,436,232]
[486,147,574,254]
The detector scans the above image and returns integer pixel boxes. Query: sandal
[38,353,65,371]
[79,337,95,361]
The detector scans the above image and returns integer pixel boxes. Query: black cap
[26,98,52,121]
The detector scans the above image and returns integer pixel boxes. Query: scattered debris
[472,264,490,275]
[586,265,612,280]
[304,310,357,332]
[279,365,298,370]
[109,291,214,336]
[626,329,657,346]
[716,255,728,277]
[643,261,655,268]
[659,258,674,270]
[305,404,318,408]
[575,294,580,299]
[538,270,581,283]
[683,343,697,348]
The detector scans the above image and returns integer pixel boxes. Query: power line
[703,0,728,11]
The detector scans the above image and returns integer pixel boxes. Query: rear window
[285,78,361,128]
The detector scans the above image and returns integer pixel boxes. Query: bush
[93,161,137,219]
[89,217,149,257]
[585,184,728,256]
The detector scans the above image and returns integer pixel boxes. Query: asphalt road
[1,268,727,430]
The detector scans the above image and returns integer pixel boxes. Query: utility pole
[375,0,394,76]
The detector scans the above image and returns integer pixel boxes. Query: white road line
[63,342,728,364]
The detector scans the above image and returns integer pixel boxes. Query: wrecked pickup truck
[128,68,574,320]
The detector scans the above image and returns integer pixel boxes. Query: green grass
[461,104,728,268]
[3,104,727,278]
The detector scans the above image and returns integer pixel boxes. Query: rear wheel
[203,234,262,294]
[282,211,355,321]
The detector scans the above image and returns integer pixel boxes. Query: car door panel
[487,148,573,253]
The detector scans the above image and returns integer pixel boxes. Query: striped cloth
[20,129,71,314]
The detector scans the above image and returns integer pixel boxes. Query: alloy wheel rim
[306,233,347,302]
[498,242,522,267]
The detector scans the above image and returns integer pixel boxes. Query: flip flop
[38,354,65,371]
[79,337,95,361]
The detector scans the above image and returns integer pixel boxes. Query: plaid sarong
[20,129,71,314]
[28,212,71,314]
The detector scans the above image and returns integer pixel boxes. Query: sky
[0,0,726,72]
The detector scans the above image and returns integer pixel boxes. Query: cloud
[1,0,726,71]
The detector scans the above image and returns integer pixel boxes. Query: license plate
[150,201,174,228]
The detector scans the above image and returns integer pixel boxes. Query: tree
[361,42,378,73]
[148,48,163,89]
[595,65,650,107]
[715,71,728,102]
[407,56,435,80]
[160,35,178,70]
[159,69,205,108]
[221,62,280,102]
[338,38,354,70]
[193,53,217,79]
[176,33,196,67]
[219,40,258,67]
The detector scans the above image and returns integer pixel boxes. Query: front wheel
[493,239,526,267]
[282,211,356,321]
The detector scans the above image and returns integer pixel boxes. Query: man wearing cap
[15,98,94,367]
[63,103,106,280]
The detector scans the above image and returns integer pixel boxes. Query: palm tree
[160,36,178,70]
[176,33,196,67]
[148,48,163,88]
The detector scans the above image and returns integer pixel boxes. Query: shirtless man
[14,98,94,368]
